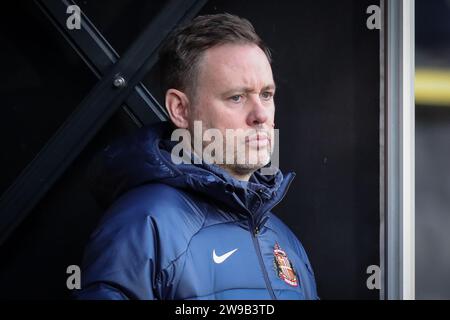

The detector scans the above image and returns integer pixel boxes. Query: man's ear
[165,88,190,128]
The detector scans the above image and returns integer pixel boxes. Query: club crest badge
[273,242,298,287]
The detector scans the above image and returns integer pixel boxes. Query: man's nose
[246,94,269,126]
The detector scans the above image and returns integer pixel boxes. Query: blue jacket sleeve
[73,210,160,300]
[293,238,320,300]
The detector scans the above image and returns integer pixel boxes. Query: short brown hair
[158,13,272,99]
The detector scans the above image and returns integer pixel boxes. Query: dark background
[0,0,380,299]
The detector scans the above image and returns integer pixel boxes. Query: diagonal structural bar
[0,0,208,246]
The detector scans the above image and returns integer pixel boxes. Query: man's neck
[217,164,252,182]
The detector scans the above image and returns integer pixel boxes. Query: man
[76,13,318,300]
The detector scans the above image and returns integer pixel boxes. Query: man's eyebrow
[262,84,277,91]
[221,84,277,96]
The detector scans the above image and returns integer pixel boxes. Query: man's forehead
[199,43,274,89]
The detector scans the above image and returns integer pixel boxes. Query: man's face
[187,43,276,178]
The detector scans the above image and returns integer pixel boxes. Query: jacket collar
[92,121,296,226]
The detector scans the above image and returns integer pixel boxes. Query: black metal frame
[36,0,168,126]
[0,0,207,245]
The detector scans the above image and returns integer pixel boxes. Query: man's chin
[222,161,270,176]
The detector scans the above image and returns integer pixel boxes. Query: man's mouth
[245,132,270,147]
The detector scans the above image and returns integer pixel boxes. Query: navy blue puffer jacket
[76,121,318,300]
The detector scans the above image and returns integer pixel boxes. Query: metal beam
[36,0,168,126]
[0,0,208,246]
[379,0,386,301]
[384,0,415,300]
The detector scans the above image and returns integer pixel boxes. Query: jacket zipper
[249,219,277,300]
[229,174,296,300]
[246,176,296,300]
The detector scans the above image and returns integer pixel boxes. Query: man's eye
[261,91,274,100]
[229,95,243,103]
